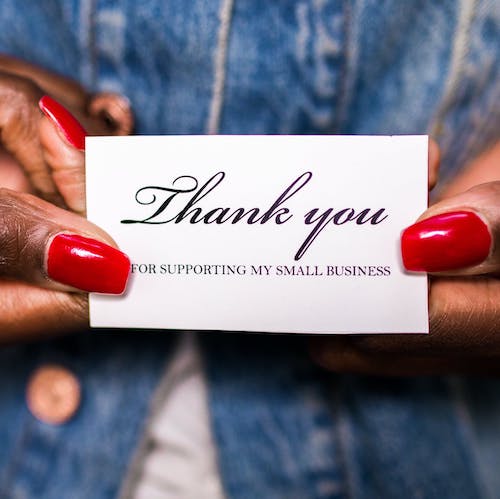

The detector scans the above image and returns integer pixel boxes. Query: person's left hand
[310,139,500,376]
[0,55,133,342]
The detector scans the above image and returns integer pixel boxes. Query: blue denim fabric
[0,1,499,498]
[0,333,175,499]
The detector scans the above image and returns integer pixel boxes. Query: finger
[335,277,500,356]
[437,139,500,199]
[0,65,132,207]
[88,92,134,135]
[39,114,86,214]
[0,71,62,203]
[39,93,134,215]
[38,95,86,214]
[0,54,87,110]
[0,146,32,192]
[401,181,500,275]
[0,282,88,343]
[428,137,440,191]
[309,275,500,375]
[0,188,130,294]
[309,338,500,376]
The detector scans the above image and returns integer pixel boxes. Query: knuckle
[0,193,27,277]
[56,293,88,329]
[428,300,450,338]
[429,277,500,354]
[469,180,500,199]
[0,190,49,280]
[0,72,43,135]
[0,72,42,103]
[0,74,43,148]
[89,92,134,135]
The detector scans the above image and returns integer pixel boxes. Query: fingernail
[47,234,130,294]
[39,95,86,151]
[401,211,491,272]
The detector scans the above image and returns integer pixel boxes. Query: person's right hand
[310,141,500,376]
[0,55,133,343]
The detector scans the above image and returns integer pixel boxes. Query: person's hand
[310,139,500,376]
[0,55,133,342]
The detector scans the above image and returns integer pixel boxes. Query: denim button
[26,365,81,425]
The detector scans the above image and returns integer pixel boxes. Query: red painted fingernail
[401,211,491,272]
[39,95,86,151]
[47,234,130,294]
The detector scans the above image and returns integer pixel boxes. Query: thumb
[38,93,134,216]
[0,188,130,293]
[401,182,499,275]
[38,95,86,215]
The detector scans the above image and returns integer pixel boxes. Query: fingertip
[46,233,131,295]
[401,210,491,273]
[39,95,86,151]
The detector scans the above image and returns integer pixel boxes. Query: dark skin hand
[310,140,500,376]
[2,55,500,378]
[0,55,133,342]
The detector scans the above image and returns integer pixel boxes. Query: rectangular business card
[86,135,428,333]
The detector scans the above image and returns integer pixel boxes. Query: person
[0,1,499,497]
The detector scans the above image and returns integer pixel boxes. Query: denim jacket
[0,1,499,498]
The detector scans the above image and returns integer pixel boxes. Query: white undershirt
[120,334,226,499]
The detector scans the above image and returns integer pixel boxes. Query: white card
[86,135,428,334]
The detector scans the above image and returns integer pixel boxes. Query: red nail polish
[39,95,87,151]
[401,211,491,272]
[47,234,130,294]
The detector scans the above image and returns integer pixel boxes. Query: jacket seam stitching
[206,0,235,135]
